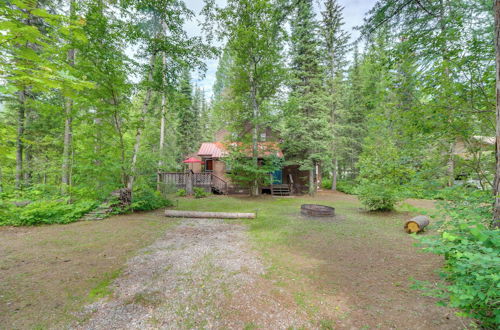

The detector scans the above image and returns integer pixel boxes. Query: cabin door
[272,169,283,184]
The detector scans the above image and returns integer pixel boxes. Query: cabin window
[204,158,213,172]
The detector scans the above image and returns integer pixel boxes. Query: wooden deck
[158,172,228,195]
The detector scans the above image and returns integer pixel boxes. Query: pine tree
[283,0,331,195]
[320,0,349,190]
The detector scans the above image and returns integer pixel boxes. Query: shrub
[193,187,209,199]
[322,178,358,195]
[356,182,400,211]
[0,199,97,226]
[415,191,500,328]
[336,180,358,195]
[176,189,187,197]
[416,224,500,328]
[356,133,411,211]
[131,186,172,211]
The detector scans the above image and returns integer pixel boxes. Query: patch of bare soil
[0,210,173,329]
[76,219,308,329]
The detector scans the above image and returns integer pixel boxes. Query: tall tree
[211,0,287,195]
[320,0,349,191]
[284,0,331,195]
[493,0,500,228]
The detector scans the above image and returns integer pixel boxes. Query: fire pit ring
[301,204,335,217]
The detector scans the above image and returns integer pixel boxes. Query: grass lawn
[1,191,465,329]
[176,191,464,329]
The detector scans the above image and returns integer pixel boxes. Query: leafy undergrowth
[0,184,171,226]
[414,188,500,329]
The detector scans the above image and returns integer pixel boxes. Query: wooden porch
[157,172,294,196]
[158,172,228,195]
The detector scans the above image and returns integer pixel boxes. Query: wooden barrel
[404,215,430,233]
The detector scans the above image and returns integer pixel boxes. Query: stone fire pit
[300,204,335,217]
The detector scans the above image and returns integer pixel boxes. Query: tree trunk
[309,165,316,196]
[127,55,156,192]
[250,72,260,197]
[15,89,26,190]
[165,210,256,219]
[492,0,500,228]
[62,0,77,194]
[446,142,455,186]
[404,215,430,233]
[23,105,32,185]
[158,26,167,190]
[331,158,338,191]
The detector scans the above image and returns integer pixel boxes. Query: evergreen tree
[283,0,331,195]
[320,0,349,190]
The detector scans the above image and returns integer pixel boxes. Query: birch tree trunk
[492,0,500,228]
[127,55,156,192]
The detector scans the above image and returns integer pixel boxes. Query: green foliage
[413,187,499,328]
[176,189,187,197]
[357,183,399,211]
[321,178,357,195]
[0,199,97,226]
[356,133,410,211]
[193,187,209,199]
[417,225,500,328]
[131,186,172,212]
[225,150,283,189]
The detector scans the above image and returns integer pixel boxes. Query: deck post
[186,172,193,195]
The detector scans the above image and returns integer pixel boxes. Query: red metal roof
[198,142,227,158]
[183,157,203,163]
[197,142,283,158]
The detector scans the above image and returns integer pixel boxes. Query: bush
[130,187,172,211]
[0,199,97,226]
[356,182,400,211]
[321,178,358,195]
[176,189,187,197]
[337,180,358,195]
[131,186,172,211]
[193,187,209,199]
[417,224,500,328]
[415,190,500,328]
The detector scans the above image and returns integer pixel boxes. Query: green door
[272,169,283,184]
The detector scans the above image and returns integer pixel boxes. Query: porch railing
[157,172,227,195]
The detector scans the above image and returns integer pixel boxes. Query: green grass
[171,193,439,327]
[88,269,122,301]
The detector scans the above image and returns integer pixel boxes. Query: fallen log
[165,210,255,219]
[404,215,430,233]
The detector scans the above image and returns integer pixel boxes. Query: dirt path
[77,219,308,329]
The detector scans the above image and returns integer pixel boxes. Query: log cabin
[158,129,320,196]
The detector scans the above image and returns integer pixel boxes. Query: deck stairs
[271,184,291,196]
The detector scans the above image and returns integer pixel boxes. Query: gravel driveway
[76,219,307,329]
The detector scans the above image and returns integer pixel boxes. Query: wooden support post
[186,172,193,195]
